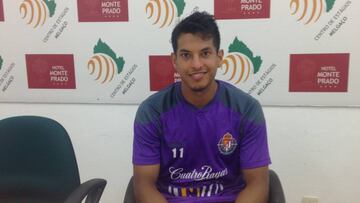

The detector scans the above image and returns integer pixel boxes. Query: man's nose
[191,55,203,69]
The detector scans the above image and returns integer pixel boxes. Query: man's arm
[235,166,269,203]
[133,164,168,203]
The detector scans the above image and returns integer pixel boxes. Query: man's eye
[202,51,211,57]
[180,53,191,59]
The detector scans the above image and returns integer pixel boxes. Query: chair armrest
[64,178,107,203]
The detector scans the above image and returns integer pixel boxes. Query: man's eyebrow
[178,49,190,53]
[201,47,212,52]
[178,47,213,53]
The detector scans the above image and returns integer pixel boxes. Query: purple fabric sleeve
[132,121,161,165]
[239,102,271,169]
[240,121,271,169]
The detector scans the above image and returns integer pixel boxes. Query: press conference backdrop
[0,0,359,106]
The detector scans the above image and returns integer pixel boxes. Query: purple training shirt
[133,80,271,203]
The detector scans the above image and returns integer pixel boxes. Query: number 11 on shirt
[172,147,184,158]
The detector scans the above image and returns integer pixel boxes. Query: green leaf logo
[229,37,262,74]
[325,0,336,12]
[44,0,57,17]
[218,38,263,84]
[87,39,125,84]
[173,0,185,17]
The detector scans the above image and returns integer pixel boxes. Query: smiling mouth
[189,71,207,80]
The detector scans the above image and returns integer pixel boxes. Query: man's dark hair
[171,11,221,53]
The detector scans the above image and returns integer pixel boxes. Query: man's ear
[171,52,177,70]
[218,49,224,60]
[217,49,224,65]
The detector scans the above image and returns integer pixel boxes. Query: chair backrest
[0,116,81,201]
[268,169,286,203]
[123,176,135,203]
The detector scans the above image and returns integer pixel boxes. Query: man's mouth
[189,71,207,80]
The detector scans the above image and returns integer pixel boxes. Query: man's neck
[181,81,218,109]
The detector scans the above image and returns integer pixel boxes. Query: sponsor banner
[0,0,4,21]
[214,0,270,19]
[289,53,349,92]
[26,54,76,89]
[0,1,359,106]
[77,0,129,22]
[149,55,179,91]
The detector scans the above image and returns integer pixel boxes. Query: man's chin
[188,83,209,92]
[186,80,217,92]
[190,86,207,92]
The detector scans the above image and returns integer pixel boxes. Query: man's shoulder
[218,81,264,122]
[136,83,180,124]
[218,80,259,107]
[219,80,252,98]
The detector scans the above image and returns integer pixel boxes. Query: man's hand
[133,164,168,203]
[235,166,269,203]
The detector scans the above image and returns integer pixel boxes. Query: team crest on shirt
[217,132,237,155]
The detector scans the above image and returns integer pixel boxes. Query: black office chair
[0,116,107,203]
[268,170,286,203]
[123,169,285,203]
[123,176,135,203]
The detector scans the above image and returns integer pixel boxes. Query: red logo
[0,0,4,21]
[26,54,76,89]
[149,55,180,91]
[214,0,270,20]
[289,53,349,92]
[77,0,128,22]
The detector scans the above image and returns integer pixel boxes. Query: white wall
[0,103,359,203]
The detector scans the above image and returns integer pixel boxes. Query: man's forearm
[234,181,268,203]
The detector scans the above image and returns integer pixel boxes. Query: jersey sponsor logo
[145,0,186,28]
[87,39,125,84]
[169,165,228,181]
[218,132,237,155]
[77,0,129,22]
[214,0,271,20]
[26,54,76,89]
[168,183,224,197]
[19,0,57,28]
[290,0,336,25]
[289,53,349,92]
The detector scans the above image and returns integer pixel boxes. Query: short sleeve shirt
[133,80,271,203]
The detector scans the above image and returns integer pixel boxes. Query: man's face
[171,33,223,93]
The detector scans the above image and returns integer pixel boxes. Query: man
[133,11,271,203]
